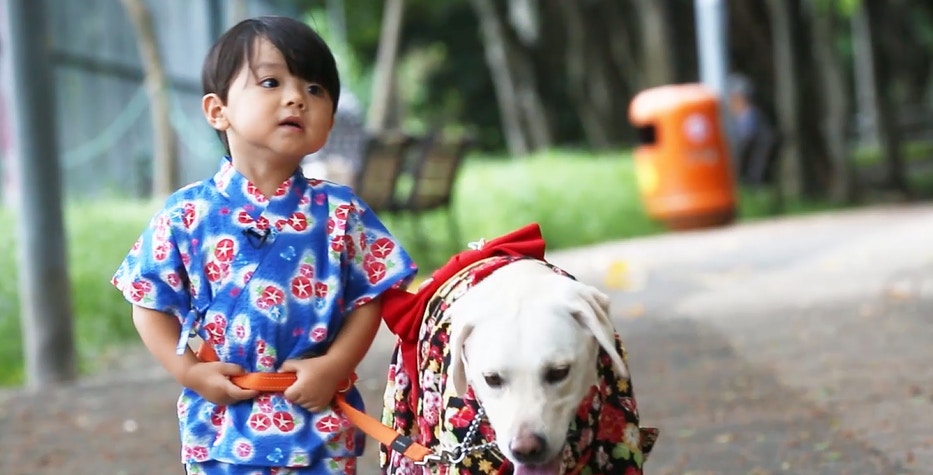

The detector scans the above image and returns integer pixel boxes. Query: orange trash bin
[628,83,736,230]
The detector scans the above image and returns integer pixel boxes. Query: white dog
[380,256,657,475]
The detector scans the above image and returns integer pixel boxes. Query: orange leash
[195,343,433,464]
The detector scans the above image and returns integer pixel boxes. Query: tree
[468,0,550,156]
[4,0,77,387]
[313,0,930,173]
[120,0,179,198]
[860,0,908,194]
[329,0,658,152]
[554,1,628,149]
[807,0,858,203]
[468,0,648,153]
[367,0,406,133]
[765,0,805,203]
[631,0,676,87]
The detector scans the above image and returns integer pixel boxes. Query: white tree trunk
[850,8,877,146]
[469,0,528,156]
[506,0,552,150]
[367,0,405,133]
[632,0,675,87]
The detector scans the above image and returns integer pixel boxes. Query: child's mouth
[279,118,304,130]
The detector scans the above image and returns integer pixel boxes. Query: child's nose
[287,97,306,109]
[285,86,306,109]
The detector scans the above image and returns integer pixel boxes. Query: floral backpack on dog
[377,224,659,474]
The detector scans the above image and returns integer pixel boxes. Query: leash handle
[195,342,433,463]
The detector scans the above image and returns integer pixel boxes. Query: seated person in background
[728,74,780,187]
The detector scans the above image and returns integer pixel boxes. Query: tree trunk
[469,0,530,156]
[4,0,77,387]
[367,0,405,133]
[850,6,877,146]
[514,64,551,151]
[861,0,908,194]
[599,0,641,93]
[506,1,552,151]
[631,0,676,87]
[807,1,856,204]
[120,0,178,198]
[792,4,831,196]
[558,1,613,148]
[729,0,773,76]
[765,0,804,204]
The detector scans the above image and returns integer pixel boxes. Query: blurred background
[0,0,933,475]
[1,1,933,472]
[5,0,933,202]
[2,0,932,390]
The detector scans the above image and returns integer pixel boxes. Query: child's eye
[260,78,279,88]
[307,84,324,96]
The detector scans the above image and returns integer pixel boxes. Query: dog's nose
[509,433,548,464]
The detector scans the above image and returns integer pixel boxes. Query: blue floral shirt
[112,158,417,470]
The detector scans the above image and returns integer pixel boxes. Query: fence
[0,0,298,203]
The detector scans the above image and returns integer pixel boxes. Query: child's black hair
[201,16,340,154]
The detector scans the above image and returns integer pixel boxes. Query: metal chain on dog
[414,406,498,466]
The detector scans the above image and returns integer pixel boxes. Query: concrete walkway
[2,204,931,474]
[549,204,933,474]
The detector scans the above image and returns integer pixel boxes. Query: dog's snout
[509,431,548,464]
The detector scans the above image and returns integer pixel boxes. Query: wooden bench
[351,132,472,251]
[395,133,473,249]
[351,132,415,213]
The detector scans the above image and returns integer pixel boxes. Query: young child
[112,16,417,475]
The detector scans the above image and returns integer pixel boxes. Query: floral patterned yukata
[112,157,417,475]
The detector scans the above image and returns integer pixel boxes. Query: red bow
[380,223,547,400]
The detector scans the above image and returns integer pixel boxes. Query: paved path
[2,204,931,474]
[549,204,933,474]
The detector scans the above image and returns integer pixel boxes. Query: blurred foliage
[302,0,502,149]
[809,0,860,16]
[293,0,933,158]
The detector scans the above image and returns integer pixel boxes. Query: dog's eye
[483,373,503,388]
[544,366,570,384]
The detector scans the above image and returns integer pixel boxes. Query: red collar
[380,223,548,404]
[381,223,547,345]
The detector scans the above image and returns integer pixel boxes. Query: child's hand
[182,361,260,406]
[279,356,348,412]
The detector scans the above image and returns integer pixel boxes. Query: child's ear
[202,93,228,131]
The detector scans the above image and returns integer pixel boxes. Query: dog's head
[447,260,628,474]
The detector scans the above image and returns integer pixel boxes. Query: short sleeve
[341,200,417,313]
[111,210,191,320]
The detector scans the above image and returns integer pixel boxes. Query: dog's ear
[447,306,474,396]
[568,282,629,379]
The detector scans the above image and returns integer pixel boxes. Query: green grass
[853,139,933,167]
[0,149,829,387]
[387,149,666,268]
[0,201,157,385]
[0,215,20,384]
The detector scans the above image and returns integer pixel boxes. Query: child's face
[205,37,335,166]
